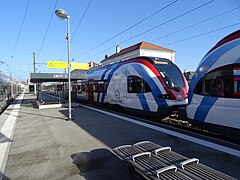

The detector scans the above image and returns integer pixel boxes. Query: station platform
[0,92,239,179]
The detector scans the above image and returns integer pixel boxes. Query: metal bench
[114,144,192,179]
[113,141,236,180]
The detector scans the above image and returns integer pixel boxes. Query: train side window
[233,67,240,96]
[234,80,240,94]
[91,80,107,93]
[97,81,107,93]
[93,81,98,92]
[127,76,151,93]
[82,83,87,92]
[78,82,87,93]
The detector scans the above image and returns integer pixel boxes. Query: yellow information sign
[71,62,89,70]
[47,61,68,69]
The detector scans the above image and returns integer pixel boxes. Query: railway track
[142,114,240,146]
[83,103,240,147]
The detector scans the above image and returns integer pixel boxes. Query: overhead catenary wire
[151,6,240,42]
[81,0,215,62]
[71,0,93,41]
[119,0,215,47]
[163,22,240,46]
[10,0,31,63]
[82,23,240,63]
[76,0,178,58]
[37,0,59,58]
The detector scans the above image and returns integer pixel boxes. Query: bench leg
[128,165,147,180]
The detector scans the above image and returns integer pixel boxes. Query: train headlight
[158,94,172,99]
[176,94,183,100]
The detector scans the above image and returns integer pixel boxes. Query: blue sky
[0,0,240,81]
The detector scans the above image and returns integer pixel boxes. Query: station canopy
[30,70,87,83]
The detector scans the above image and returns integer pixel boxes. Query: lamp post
[55,8,72,120]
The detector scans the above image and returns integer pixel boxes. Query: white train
[79,56,188,116]
[186,29,240,136]
[0,72,22,112]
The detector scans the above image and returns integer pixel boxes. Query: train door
[88,80,94,103]
[108,71,127,108]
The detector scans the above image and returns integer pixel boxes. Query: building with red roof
[100,41,175,65]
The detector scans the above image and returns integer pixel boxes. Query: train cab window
[127,76,151,93]
[206,68,231,97]
[194,65,234,98]
[194,79,203,94]
[204,70,224,96]
[155,62,185,88]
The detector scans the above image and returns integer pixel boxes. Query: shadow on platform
[0,171,10,180]
[0,133,13,144]
[71,148,130,180]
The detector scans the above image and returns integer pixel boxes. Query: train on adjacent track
[76,29,240,138]
[186,29,240,137]
[0,72,22,113]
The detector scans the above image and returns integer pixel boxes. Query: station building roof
[101,41,175,65]
[30,71,87,83]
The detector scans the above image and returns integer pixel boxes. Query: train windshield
[155,62,185,88]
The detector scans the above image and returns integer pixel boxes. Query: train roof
[206,29,240,56]
[101,41,175,64]
[198,29,240,72]
[88,56,172,73]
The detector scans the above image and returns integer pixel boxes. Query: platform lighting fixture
[55,8,73,120]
